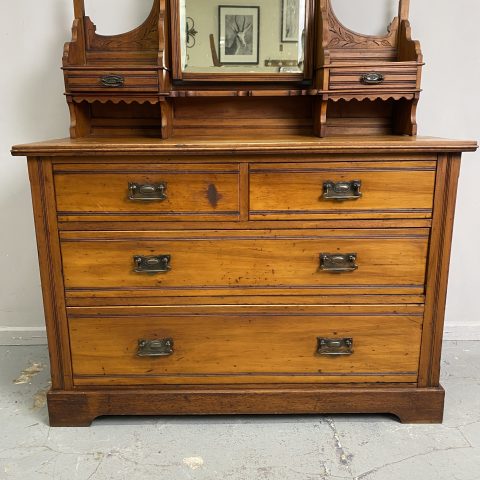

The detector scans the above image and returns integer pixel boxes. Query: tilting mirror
[179,0,307,74]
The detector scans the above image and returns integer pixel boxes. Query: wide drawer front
[54,164,240,222]
[249,161,436,219]
[60,229,429,296]
[65,69,159,92]
[69,309,423,385]
[328,64,419,91]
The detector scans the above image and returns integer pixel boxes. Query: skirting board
[443,324,480,341]
[0,324,479,345]
[0,327,47,345]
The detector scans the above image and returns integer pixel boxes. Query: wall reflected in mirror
[84,0,154,35]
[330,0,399,36]
[180,0,306,74]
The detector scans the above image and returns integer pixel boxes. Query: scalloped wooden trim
[325,0,399,49]
[71,96,161,105]
[328,93,416,102]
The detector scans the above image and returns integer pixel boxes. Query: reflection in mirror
[181,0,306,74]
[330,0,398,36]
[84,0,154,35]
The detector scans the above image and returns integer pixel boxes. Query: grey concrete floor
[0,342,479,480]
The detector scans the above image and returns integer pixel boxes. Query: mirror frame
[169,0,316,83]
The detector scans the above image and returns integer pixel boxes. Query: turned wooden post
[399,0,410,21]
[73,0,85,18]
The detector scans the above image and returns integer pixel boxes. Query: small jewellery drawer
[53,163,240,221]
[328,64,419,91]
[64,69,159,92]
[60,229,429,297]
[68,307,423,385]
[249,161,435,220]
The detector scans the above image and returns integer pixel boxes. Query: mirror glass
[180,0,306,74]
[84,0,154,35]
[330,0,398,36]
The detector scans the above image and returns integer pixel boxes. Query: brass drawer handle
[361,72,384,85]
[320,253,358,273]
[133,255,171,274]
[137,338,174,357]
[128,182,167,201]
[100,74,124,87]
[317,338,353,356]
[323,180,362,201]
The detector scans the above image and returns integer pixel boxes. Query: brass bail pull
[137,338,174,357]
[128,182,167,201]
[317,338,354,356]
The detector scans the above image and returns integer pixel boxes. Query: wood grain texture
[46,387,445,426]
[57,219,432,231]
[67,304,425,316]
[418,154,462,387]
[250,161,435,220]
[69,312,422,384]
[12,136,477,157]
[64,0,422,139]
[65,294,425,307]
[59,229,429,295]
[54,163,240,221]
[14,0,479,426]
[65,69,160,93]
[329,64,418,92]
[312,0,424,136]
[27,158,72,390]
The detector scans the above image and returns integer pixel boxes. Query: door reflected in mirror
[330,0,398,36]
[180,0,307,74]
[84,0,154,35]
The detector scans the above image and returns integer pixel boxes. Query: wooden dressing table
[12,0,477,426]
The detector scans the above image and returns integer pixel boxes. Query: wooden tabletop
[12,135,478,156]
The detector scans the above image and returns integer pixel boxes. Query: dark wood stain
[207,184,222,208]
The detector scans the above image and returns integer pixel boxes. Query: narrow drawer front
[329,65,418,91]
[250,162,435,220]
[65,70,159,92]
[70,312,422,385]
[54,163,240,221]
[61,229,429,296]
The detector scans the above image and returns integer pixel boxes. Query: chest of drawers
[12,135,476,426]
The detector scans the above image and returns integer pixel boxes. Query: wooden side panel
[418,154,462,387]
[250,161,435,219]
[69,312,423,385]
[27,158,72,390]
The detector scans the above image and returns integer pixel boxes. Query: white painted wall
[0,0,478,343]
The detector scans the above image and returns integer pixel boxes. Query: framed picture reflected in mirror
[282,0,300,43]
[219,5,260,65]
